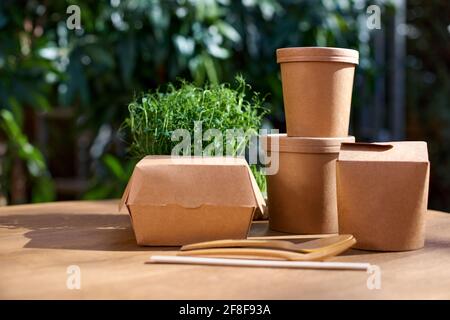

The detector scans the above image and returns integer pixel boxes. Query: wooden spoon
[181,234,354,253]
[177,237,356,261]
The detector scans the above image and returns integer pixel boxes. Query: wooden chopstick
[148,255,370,271]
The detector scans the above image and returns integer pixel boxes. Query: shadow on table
[0,213,383,256]
[0,213,176,252]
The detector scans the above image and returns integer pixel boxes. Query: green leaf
[202,53,219,84]
[82,184,115,200]
[31,176,56,203]
[216,21,241,43]
[32,92,51,111]
[0,110,46,176]
[206,43,230,59]
[103,154,126,181]
[0,109,55,202]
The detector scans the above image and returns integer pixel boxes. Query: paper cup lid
[263,134,355,153]
[276,47,359,65]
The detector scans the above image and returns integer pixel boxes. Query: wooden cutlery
[177,235,356,261]
[181,234,355,253]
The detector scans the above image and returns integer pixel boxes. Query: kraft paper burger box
[336,142,430,251]
[119,156,265,246]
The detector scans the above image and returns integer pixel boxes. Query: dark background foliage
[0,0,449,211]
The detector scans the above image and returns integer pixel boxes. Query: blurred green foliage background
[0,0,448,211]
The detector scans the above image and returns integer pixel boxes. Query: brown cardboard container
[120,156,265,246]
[337,142,430,251]
[264,134,355,234]
[276,47,359,137]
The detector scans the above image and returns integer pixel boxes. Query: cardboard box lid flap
[245,162,266,214]
[118,173,133,211]
[339,142,429,163]
[122,156,264,209]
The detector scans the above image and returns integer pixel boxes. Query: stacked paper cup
[264,47,359,234]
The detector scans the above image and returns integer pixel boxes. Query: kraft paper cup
[277,47,359,137]
[264,134,355,234]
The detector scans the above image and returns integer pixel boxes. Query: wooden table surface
[0,200,449,299]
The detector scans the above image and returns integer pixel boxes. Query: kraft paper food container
[263,134,355,234]
[119,156,265,246]
[337,142,430,251]
[276,47,359,137]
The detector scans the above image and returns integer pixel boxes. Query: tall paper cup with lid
[277,47,359,137]
[263,134,354,234]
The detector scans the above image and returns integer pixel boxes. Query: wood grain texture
[0,200,449,299]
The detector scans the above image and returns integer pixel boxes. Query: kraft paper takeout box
[337,142,430,251]
[277,47,359,137]
[119,156,265,246]
[264,134,354,234]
